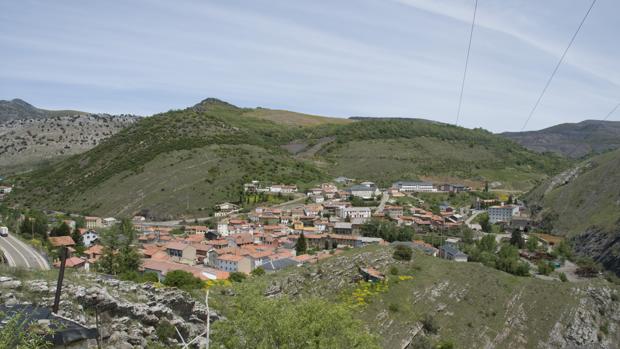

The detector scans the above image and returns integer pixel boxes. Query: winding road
[0,234,50,270]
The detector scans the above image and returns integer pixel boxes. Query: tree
[526,236,538,252]
[478,234,497,253]
[296,233,307,255]
[50,222,71,237]
[479,213,491,233]
[393,245,412,261]
[96,218,140,275]
[71,228,85,255]
[509,230,525,249]
[537,261,554,275]
[163,270,204,290]
[250,267,265,277]
[19,212,48,240]
[229,272,247,282]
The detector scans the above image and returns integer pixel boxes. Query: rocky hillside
[7,98,569,219]
[526,148,620,275]
[0,98,89,123]
[214,246,620,348]
[501,120,620,159]
[0,270,217,348]
[0,114,136,173]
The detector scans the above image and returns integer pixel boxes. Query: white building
[217,222,229,236]
[337,207,372,220]
[348,183,380,199]
[82,230,99,247]
[488,205,520,224]
[393,181,437,193]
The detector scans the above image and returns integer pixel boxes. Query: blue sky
[1,0,618,132]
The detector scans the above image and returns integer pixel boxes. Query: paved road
[465,210,484,230]
[376,191,390,212]
[0,234,50,270]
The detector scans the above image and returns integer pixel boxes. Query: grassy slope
[527,148,620,234]
[212,246,619,349]
[319,120,569,190]
[9,100,569,217]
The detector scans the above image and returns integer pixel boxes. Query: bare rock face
[0,273,220,348]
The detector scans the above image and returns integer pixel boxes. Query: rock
[0,280,21,289]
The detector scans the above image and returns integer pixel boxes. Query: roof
[440,244,467,257]
[394,181,433,186]
[218,254,245,262]
[334,222,353,229]
[48,236,76,247]
[85,244,103,255]
[263,257,298,271]
[142,259,229,280]
[164,242,193,251]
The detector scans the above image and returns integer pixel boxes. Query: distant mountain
[7,98,568,219]
[526,148,620,275]
[0,98,89,123]
[501,120,620,158]
[0,99,137,174]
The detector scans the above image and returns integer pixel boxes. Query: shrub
[389,266,399,275]
[229,272,247,283]
[421,314,439,334]
[388,303,399,312]
[142,272,159,283]
[162,270,204,290]
[558,272,568,282]
[250,267,265,277]
[156,320,176,342]
[537,261,553,276]
[436,340,455,349]
[410,335,432,349]
[393,245,413,261]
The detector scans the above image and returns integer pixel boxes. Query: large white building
[348,183,380,199]
[337,207,372,220]
[488,205,520,223]
[393,181,436,193]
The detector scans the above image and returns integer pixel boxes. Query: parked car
[0,226,8,237]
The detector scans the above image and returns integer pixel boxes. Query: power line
[455,0,478,126]
[603,101,620,120]
[520,0,597,131]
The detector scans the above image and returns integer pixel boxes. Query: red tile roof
[48,236,76,247]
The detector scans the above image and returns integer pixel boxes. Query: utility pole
[205,289,210,349]
[52,246,68,313]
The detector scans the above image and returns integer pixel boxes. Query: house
[334,176,353,184]
[333,222,353,234]
[184,225,208,235]
[268,184,298,193]
[84,244,104,263]
[81,230,99,247]
[164,242,197,265]
[385,205,404,219]
[48,236,76,248]
[214,202,240,217]
[393,181,436,193]
[54,256,86,269]
[337,206,372,220]
[217,222,229,236]
[439,244,468,262]
[216,254,252,273]
[263,257,298,272]
[0,185,13,194]
[438,183,469,193]
[488,205,519,223]
[348,183,380,199]
[142,259,229,281]
[102,217,117,227]
[411,240,439,256]
[84,216,103,229]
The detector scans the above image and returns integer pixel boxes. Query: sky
[1,0,619,132]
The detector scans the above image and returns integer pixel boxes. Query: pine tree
[296,233,307,255]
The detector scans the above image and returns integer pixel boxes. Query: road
[465,210,484,230]
[0,234,50,270]
[376,191,390,212]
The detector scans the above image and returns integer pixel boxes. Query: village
[1,176,575,284]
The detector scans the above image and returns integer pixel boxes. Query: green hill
[526,148,620,274]
[8,99,569,218]
[211,245,620,348]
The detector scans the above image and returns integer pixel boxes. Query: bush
[142,272,159,283]
[410,335,432,349]
[389,266,399,275]
[435,340,455,349]
[537,261,553,276]
[388,303,399,312]
[250,267,265,277]
[421,314,439,334]
[229,272,247,283]
[558,272,568,282]
[156,320,176,342]
[162,270,204,290]
[393,245,413,261]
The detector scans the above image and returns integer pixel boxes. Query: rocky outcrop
[573,228,620,276]
[0,273,220,348]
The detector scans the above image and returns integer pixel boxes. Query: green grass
[8,100,569,218]
[210,245,618,348]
